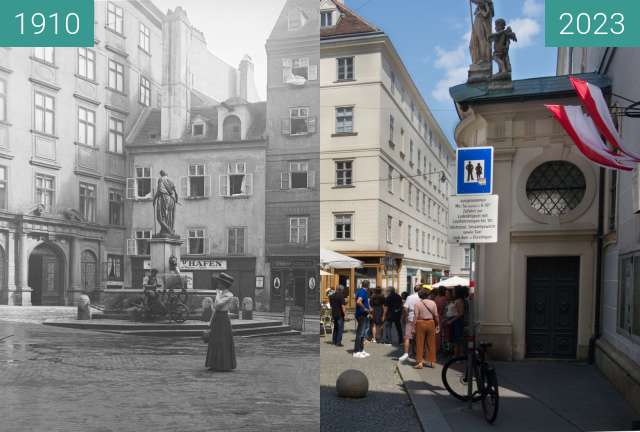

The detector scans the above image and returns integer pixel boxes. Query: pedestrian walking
[370,287,385,343]
[329,285,346,347]
[205,273,238,371]
[353,280,371,358]
[399,285,422,362]
[412,289,440,369]
[383,287,403,345]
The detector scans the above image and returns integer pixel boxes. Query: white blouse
[214,290,237,312]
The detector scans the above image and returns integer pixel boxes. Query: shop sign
[180,258,227,271]
[449,195,499,244]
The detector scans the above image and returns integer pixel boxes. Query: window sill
[29,57,58,69]
[185,196,210,201]
[333,239,354,242]
[75,74,98,85]
[106,224,126,230]
[30,130,58,140]
[105,151,125,157]
[223,195,251,199]
[74,141,98,150]
[334,78,356,83]
[138,46,151,56]
[333,185,355,189]
[332,132,357,137]
[105,87,128,97]
[132,197,153,202]
[104,26,126,39]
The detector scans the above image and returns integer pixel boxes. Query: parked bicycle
[441,340,500,424]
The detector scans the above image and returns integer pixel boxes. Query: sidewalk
[398,359,639,432]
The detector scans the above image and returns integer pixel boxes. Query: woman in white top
[206,272,239,371]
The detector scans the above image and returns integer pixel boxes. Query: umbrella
[433,276,470,288]
[320,248,363,269]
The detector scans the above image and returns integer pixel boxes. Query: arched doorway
[29,243,65,306]
[223,115,241,141]
[81,250,98,301]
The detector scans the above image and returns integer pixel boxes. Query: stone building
[319,0,455,306]
[557,47,640,412]
[265,0,320,314]
[0,1,165,306]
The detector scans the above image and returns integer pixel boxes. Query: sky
[152,0,287,100]
[347,0,557,146]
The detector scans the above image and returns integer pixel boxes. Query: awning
[433,276,470,288]
[320,248,363,270]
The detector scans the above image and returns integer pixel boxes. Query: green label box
[0,0,94,47]
[546,0,640,47]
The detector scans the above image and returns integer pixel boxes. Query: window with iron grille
[336,160,352,186]
[526,161,586,216]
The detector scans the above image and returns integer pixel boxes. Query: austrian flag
[546,76,640,172]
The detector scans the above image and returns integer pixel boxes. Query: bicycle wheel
[481,367,500,424]
[441,356,481,402]
[170,303,189,323]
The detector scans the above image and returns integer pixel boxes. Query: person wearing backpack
[412,288,440,369]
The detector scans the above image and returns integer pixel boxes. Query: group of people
[328,281,470,369]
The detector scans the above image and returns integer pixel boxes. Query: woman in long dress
[469,0,494,65]
[206,272,238,371]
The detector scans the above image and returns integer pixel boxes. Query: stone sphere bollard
[201,297,214,322]
[336,369,369,399]
[77,295,91,320]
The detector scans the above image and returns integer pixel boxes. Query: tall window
[221,162,253,197]
[389,114,395,144]
[408,225,412,249]
[109,189,124,225]
[386,216,393,243]
[335,107,354,134]
[409,140,414,164]
[222,115,241,141]
[134,230,151,255]
[188,164,207,198]
[107,2,124,34]
[387,166,394,193]
[0,79,5,122]
[79,182,96,222]
[399,176,405,201]
[139,23,151,53]
[228,227,246,256]
[78,107,96,147]
[139,76,151,106]
[107,255,123,281]
[335,160,353,187]
[286,161,312,189]
[0,166,7,210]
[408,184,413,206]
[415,227,420,251]
[34,92,55,135]
[108,60,125,92]
[134,167,152,199]
[108,117,124,153]
[290,217,308,244]
[289,107,310,135]
[35,174,55,212]
[337,57,354,80]
[77,48,96,81]
[34,47,54,64]
[320,11,333,27]
[422,231,426,253]
[335,214,352,240]
[188,229,206,255]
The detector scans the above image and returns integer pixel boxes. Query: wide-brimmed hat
[213,272,234,287]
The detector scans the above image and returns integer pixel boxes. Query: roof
[320,0,380,39]
[449,73,612,105]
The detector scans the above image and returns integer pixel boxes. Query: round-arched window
[526,161,586,216]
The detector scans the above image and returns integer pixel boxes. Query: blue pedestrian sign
[456,147,494,195]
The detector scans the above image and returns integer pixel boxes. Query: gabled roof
[320,0,380,39]
[268,0,319,41]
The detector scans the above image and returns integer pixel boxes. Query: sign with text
[180,258,227,271]
[449,195,499,244]
[546,0,640,47]
[456,147,494,195]
[0,0,94,47]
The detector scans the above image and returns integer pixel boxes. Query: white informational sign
[180,258,227,271]
[448,195,499,244]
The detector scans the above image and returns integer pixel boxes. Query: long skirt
[205,311,236,371]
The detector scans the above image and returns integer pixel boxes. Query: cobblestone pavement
[320,326,422,432]
[0,317,319,432]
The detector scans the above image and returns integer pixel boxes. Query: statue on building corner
[467,0,494,83]
[489,18,517,81]
[153,170,179,238]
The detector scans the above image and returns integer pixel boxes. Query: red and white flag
[570,76,640,161]
[546,104,634,171]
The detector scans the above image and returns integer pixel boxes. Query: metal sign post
[467,243,475,410]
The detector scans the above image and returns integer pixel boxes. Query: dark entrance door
[526,257,579,358]
[294,272,306,308]
[29,244,64,306]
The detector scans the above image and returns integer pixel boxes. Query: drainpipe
[589,167,605,364]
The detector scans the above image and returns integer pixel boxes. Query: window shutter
[281,118,291,136]
[204,175,211,197]
[181,232,188,255]
[219,175,229,197]
[307,170,316,189]
[126,178,136,200]
[244,174,253,196]
[308,65,318,81]
[126,238,137,256]
[203,234,210,255]
[180,176,189,198]
[102,262,109,281]
[280,172,290,190]
[282,58,292,83]
[307,116,316,134]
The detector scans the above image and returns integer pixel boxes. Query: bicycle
[441,340,500,424]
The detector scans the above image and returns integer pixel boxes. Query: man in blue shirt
[353,280,371,358]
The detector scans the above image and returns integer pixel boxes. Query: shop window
[526,161,586,216]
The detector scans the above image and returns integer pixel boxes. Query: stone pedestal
[468,62,492,84]
[149,237,183,277]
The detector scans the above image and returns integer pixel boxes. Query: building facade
[319,0,455,306]
[265,0,321,314]
[0,1,165,306]
[557,47,640,412]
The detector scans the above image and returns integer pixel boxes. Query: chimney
[238,55,254,101]
[161,7,192,141]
